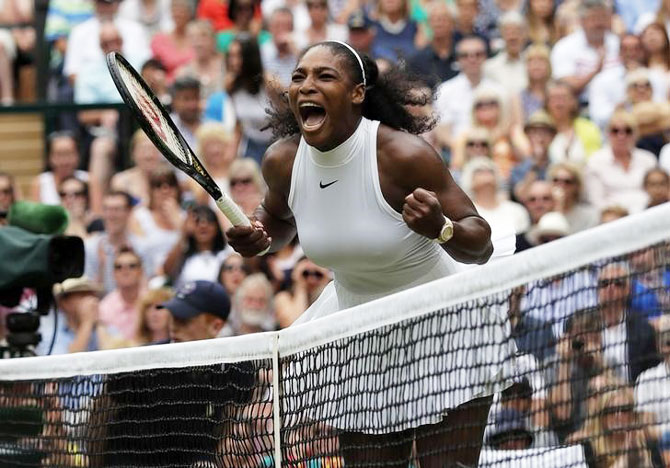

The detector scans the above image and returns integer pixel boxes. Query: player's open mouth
[299,102,327,131]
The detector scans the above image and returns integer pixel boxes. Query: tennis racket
[106,52,250,227]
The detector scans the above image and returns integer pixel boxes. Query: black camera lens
[6,313,40,333]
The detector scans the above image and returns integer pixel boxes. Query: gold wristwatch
[435,216,454,244]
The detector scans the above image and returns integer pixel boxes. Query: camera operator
[36,277,121,355]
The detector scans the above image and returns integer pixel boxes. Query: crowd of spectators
[0,0,670,465]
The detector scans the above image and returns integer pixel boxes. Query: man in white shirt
[635,315,670,441]
[169,76,202,150]
[63,0,150,85]
[597,263,659,384]
[261,7,298,87]
[550,0,620,103]
[589,34,668,130]
[483,11,528,96]
[435,35,505,152]
[75,21,144,105]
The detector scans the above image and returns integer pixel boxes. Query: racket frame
[106,52,250,227]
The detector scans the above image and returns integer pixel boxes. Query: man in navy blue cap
[93,280,256,467]
[160,280,231,343]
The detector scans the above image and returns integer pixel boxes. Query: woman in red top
[150,0,196,82]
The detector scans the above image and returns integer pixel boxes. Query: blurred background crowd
[0,0,670,465]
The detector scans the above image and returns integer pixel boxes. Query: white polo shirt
[63,16,151,79]
[551,29,620,99]
[635,362,670,436]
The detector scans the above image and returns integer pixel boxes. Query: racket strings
[118,63,191,165]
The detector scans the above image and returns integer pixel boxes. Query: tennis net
[1,203,670,467]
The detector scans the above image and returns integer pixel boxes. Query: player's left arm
[389,133,493,264]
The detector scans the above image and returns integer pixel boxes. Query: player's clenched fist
[402,188,445,240]
[226,220,272,257]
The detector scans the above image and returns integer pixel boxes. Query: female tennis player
[227,41,508,467]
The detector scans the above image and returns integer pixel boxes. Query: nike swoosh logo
[319,180,338,189]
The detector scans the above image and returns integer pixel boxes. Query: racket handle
[215,196,251,227]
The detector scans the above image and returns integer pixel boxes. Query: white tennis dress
[286,117,514,433]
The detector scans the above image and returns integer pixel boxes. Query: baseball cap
[160,280,231,321]
[347,9,371,30]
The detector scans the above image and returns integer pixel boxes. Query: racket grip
[215,196,251,227]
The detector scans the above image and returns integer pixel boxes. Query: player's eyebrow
[293,65,341,76]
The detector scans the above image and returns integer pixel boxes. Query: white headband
[328,40,366,87]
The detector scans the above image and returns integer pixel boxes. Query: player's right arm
[226,136,299,257]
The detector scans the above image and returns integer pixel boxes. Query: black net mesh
[0,360,273,467]
[1,241,669,467]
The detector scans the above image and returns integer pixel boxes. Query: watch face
[439,222,453,243]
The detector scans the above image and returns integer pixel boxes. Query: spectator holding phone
[547,307,607,443]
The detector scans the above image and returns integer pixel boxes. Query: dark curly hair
[265,41,437,140]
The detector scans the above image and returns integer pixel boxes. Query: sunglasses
[598,278,627,289]
[302,270,325,279]
[466,140,489,149]
[601,404,634,416]
[609,127,633,136]
[223,264,249,273]
[151,180,177,189]
[629,81,651,89]
[59,190,85,198]
[527,195,552,203]
[474,100,498,109]
[552,177,575,185]
[230,177,253,188]
[114,262,140,271]
[458,51,486,59]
